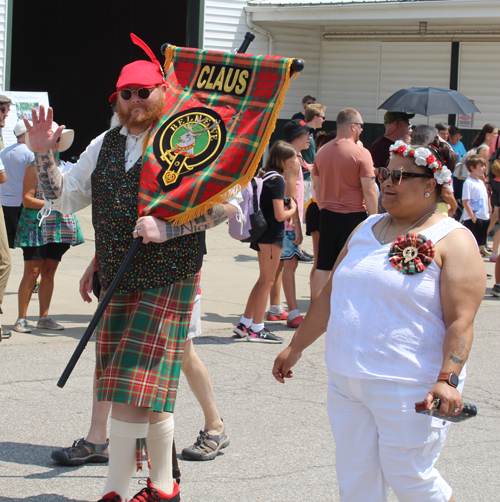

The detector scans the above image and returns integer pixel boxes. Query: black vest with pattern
[91,127,201,292]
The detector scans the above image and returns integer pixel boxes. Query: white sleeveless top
[325,214,469,384]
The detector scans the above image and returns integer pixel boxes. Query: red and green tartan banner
[138,46,295,225]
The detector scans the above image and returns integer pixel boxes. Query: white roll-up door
[320,40,451,126]
[458,42,500,130]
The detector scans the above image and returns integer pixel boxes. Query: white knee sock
[103,418,149,499]
[147,416,175,495]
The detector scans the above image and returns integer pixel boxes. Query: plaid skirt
[95,271,201,413]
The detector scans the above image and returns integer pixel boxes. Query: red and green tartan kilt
[95,271,201,413]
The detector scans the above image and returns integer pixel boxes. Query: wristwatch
[437,373,459,388]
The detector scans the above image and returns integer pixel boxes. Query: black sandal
[51,438,109,466]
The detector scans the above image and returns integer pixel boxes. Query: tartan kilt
[95,271,201,413]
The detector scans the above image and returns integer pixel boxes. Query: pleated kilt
[95,271,201,413]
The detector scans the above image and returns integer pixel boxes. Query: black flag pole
[57,34,304,388]
[57,238,143,388]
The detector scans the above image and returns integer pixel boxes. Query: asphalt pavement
[1,206,499,502]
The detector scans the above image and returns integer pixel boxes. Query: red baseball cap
[109,34,165,103]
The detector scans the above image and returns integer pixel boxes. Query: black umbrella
[378,87,480,116]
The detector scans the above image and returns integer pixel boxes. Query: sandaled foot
[181,420,230,461]
[51,438,109,465]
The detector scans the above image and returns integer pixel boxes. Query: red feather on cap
[130,33,161,68]
[109,33,165,102]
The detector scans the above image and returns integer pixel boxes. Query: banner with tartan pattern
[138,45,295,225]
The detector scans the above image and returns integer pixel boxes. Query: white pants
[327,371,462,502]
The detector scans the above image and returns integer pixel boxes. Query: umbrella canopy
[378,87,480,117]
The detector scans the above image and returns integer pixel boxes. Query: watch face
[450,373,459,387]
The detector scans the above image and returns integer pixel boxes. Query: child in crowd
[462,154,490,255]
[268,120,312,328]
[233,141,298,343]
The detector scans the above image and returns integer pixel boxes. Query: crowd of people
[0,67,496,502]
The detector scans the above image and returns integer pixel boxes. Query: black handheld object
[284,197,291,206]
[57,238,143,388]
[415,399,477,423]
[237,32,256,54]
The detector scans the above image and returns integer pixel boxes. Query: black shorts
[305,202,320,236]
[250,240,283,252]
[2,205,23,249]
[317,209,367,271]
[22,243,71,262]
[491,179,500,208]
[462,218,490,247]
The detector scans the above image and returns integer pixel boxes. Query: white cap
[26,122,74,153]
[14,119,30,137]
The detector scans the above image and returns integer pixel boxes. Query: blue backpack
[228,171,282,242]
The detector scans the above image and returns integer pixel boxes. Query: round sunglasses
[378,167,431,185]
[119,87,155,101]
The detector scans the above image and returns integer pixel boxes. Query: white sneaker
[14,318,33,333]
[36,317,64,330]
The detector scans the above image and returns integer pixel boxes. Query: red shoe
[286,315,303,328]
[98,493,121,502]
[130,478,180,501]
[266,310,289,321]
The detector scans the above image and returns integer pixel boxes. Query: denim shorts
[281,230,301,260]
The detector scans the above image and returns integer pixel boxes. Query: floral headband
[389,140,452,188]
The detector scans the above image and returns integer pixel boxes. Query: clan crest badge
[153,107,227,191]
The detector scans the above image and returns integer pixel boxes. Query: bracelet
[293,219,300,222]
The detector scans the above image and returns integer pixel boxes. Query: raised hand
[23,105,65,153]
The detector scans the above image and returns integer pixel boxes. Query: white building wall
[0,0,8,90]
[204,2,320,119]
[204,1,498,129]
[458,43,500,130]
[267,23,321,119]
[204,0,269,54]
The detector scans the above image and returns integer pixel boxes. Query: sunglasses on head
[119,87,155,101]
[378,167,431,185]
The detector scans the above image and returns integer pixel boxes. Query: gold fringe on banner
[166,57,295,226]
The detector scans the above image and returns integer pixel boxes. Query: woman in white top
[273,140,485,502]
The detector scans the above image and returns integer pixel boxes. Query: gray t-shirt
[0,142,35,206]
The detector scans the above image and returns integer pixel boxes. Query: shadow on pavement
[232,254,258,262]
[0,442,107,480]
[201,312,239,324]
[194,335,245,345]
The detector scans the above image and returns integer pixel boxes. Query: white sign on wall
[457,99,475,129]
[2,91,50,148]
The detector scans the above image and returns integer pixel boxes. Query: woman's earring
[425,192,430,198]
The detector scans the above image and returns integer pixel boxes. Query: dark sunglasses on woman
[378,167,431,186]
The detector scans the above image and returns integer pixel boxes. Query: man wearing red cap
[25,37,237,502]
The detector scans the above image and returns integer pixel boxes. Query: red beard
[117,91,165,131]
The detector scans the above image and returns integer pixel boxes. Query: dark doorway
[9,0,188,158]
